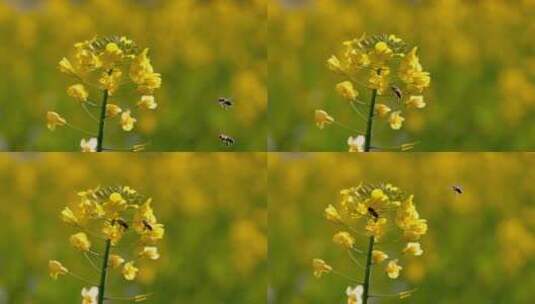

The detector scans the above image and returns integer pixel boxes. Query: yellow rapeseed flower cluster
[313,183,427,302]
[49,185,164,302]
[332,34,431,120]
[48,36,162,151]
[317,34,431,151]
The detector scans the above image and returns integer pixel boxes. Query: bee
[368,207,379,219]
[142,220,153,231]
[391,85,403,101]
[452,185,463,194]
[217,97,233,109]
[218,134,235,146]
[112,218,129,230]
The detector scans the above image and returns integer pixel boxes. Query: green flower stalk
[47,36,162,152]
[313,183,428,303]
[48,186,165,303]
[315,34,431,152]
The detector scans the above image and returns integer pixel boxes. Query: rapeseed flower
[49,260,68,279]
[81,287,98,304]
[139,246,160,260]
[346,285,363,304]
[312,258,332,278]
[347,135,365,152]
[120,110,136,131]
[313,183,427,303]
[109,254,125,269]
[122,261,138,281]
[70,232,91,252]
[48,36,162,151]
[67,84,89,103]
[372,250,388,264]
[388,111,405,130]
[105,104,122,118]
[138,95,158,110]
[321,34,431,151]
[336,81,359,101]
[315,110,334,129]
[333,231,355,249]
[46,111,67,131]
[386,259,403,279]
[49,185,164,302]
[80,138,97,152]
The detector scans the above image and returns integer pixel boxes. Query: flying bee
[368,207,379,219]
[452,185,463,194]
[142,220,153,231]
[218,134,235,146]
[112,218,129,230]
[391,85,403,101]
[217,97,233,109]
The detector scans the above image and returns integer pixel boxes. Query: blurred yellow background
[269,0,535,151]
[0,153,266,303]
[269,153,535,303]
[0,0,266,151]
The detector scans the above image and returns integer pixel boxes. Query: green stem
[98,239,112,304]
[96,88,109,152]
[362,235,375,304]
[364,89,377,152]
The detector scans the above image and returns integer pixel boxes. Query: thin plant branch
[65,123,97,136]
[347,249,365,269]
[84,252,101,273]
[81,103,99,122]
[67,271,97,286]
[349,101,369,121]
[88,249,101,256]
[369,288,418,298]
[84,100,100,107]
[333,121,364,133]
[104,293,152,302]
[332,269,362,283]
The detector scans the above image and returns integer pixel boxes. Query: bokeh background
[269,0,535,151]
[0,153,267,303]
[269,153,535,303]
[0,0,266,151]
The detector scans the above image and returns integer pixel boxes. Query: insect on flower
[113,218,129,230]
[217,97,233,109]
[50,36,162,152]
[313,182,427,304]
[49,185,164,303]
[368,207,380,219]
[322,34,431,151]
[218,134,235,146]
[142,220,153,231]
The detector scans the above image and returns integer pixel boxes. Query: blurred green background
[269,0,535,151]
[0,153,266,303]
[269,153,535,303]
[0,0,266,151]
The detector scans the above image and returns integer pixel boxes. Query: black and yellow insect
[217,97,233,109]
[368,207,379,219]
[452,185,463,194]
[391,85,403,101]
[142,220,153,231]
[218,134,235,146]
[112,218,129,230]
